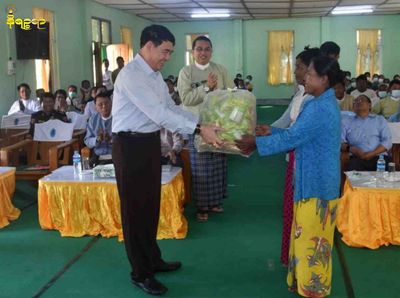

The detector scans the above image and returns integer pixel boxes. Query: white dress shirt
[102,69,114,91]
[112,54,198,134]
[8,98,41,115]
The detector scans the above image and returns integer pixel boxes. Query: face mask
[245,79,250,83]
[378,91,387,98]
[378,78,384,83]
[346,76,351,80]
[392,90,400,98]
[351,82,356,88]
[68,91,77,98]
[173,86,178,92]
[373,77,378,82]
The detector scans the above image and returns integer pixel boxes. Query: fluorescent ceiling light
[332,5,374,15]
[191,13,230,18]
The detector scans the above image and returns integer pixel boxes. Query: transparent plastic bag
[195,89,256,156]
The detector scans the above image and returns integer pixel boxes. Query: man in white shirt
[112,24,221,296]
[102,59,113,91]
[351,75,379,107]
[8,83,41,115]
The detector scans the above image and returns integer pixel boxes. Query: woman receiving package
[236,56,341,297]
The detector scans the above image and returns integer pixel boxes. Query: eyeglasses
[194,47,211,52]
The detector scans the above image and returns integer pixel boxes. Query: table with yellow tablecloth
[38,166,187,240]
[0,167,20,228]
[337,171,400,249]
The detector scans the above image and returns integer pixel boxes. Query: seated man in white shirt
[350,75,379,107]
[8,83,41,115]
[84,92,113,167]
[160,128,183,167]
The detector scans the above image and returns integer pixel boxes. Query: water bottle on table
[376,154,386,178]
[73,150,82,176]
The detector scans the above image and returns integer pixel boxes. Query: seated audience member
[111,56,124,84]
[30,92,68,136]
[234,73,242,88]
[84,87,98,118]
[347,78,356,94]
[237,78,245,89]
[393,74,400,81]
[351,75,379,107]
[102,59,113,92]
[8,83,41,115]
[342,95,392,171]
[66,85,83,112]
[372,79,400,118]
[160,128,183,167]
[320,41,340,60]
[364,72,371,81]
[55,89,79,113]
[84,93,113,167]
[164,78,181,105]
[335,79,354,111]
[36,88,45,101]
[371,73,380,90]
[377,83,388,99]
[245,75,253,92]
[80,80,91,103]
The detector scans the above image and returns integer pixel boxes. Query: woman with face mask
[372,79,400,118]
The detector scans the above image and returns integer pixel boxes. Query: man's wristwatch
[194,124,201,135]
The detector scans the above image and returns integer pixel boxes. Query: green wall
[1,1,399,115]
[0,0,149,116]
[161,15,400,100]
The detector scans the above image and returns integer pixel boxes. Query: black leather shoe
[131,277,168,295]
[154,261,182,272]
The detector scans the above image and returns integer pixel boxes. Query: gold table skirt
[0,168,20,228]
[337,179,400,249]
[38,173,187,240]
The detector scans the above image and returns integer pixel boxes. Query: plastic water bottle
[376,154,386,177]
[72,150,82,176]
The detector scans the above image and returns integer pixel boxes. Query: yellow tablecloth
[38,172,187,240]
[337,179,400,249]
[0,167,20,228]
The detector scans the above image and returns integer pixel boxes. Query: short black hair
[356,75,367,82]
[17,83,30,91]
[102,58,109,63]
[236,73,242,78]
[335,71,347,86]
[140,24,175,48]
[296,46,321,67]
[41,92,55,102]
[164,78,173,84]
[116,56,124,62]
[68,85,77,91]
[320,41,340,57]
[81,80,90,85]
[192,36,212,50]
[311,56,342,88]
[364,72,371,76]
[246,75,253,80]
[55,89,67,98]
[389,79,400,89]
[94,92,110,103]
